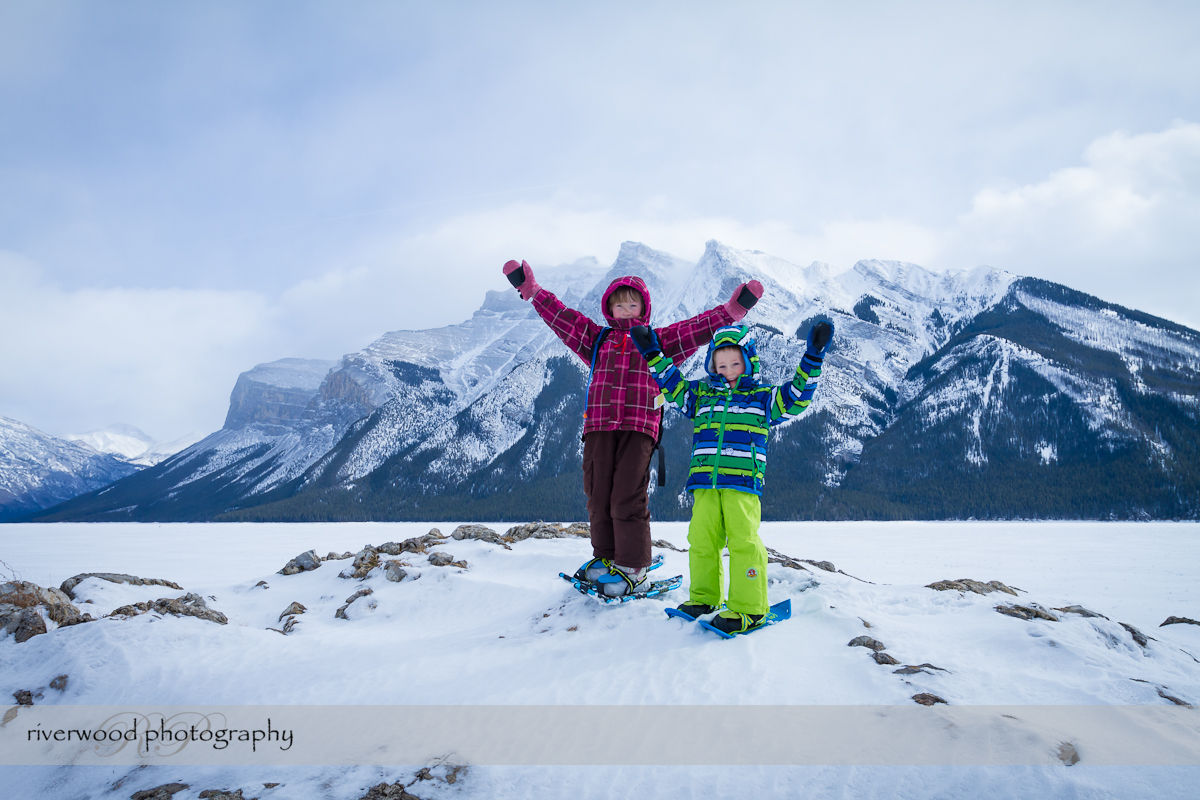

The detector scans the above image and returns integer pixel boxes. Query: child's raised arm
[655,280,764,360]
[501,258,601,362]
[630,325,697,418]
[767,320,834,424]
[503,259,541,300]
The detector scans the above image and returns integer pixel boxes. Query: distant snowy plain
[2,521,1198,799]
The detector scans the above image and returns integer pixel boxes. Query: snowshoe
[574,557,612,583]
[572,553,663,583]
[708,611,766,635]
[559,571,682,604]
[665,602,719,621]
[697,599,792,639]
[596,564,649,597]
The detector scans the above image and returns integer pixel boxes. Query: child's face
[610,296,644,320]
[713,347,745,385]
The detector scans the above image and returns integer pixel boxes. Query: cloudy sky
[2,0,1198,444]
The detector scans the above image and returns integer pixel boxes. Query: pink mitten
[724,279,764,321]
[503,259,542,301]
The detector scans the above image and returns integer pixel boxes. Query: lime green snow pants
[687,488,768,616]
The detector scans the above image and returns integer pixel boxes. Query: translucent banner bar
[3,705,1198,766]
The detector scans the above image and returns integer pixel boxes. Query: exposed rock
[198,790,247,800]
[428,552,468,569]
[59,573,183,599]
[336,587,375,620]
[13,689,34,705]
[3,580,75,607]
[278,602,306,621]
[912,693,947,706]
[50,674,68,692]
[110,593,228,625]
[2,605,47,643]
[872,651,900,666]
[651,538,686,552]
[131,784,190,800]
[384,561,409,582]
[331,534,451,579]
[1120,623,1151,649]
[995,603,1059,622]
[765,549,842,575]
[848,635,887,652]
[325,552,354,561]
[1057,741,1080,766]
[397,532,449,553]
[1,579,91,639]
[451,525,504,544]
[1158,687,1190,706]
[272,604,307,633]
[279,550,322,575]
[894,663,949,676]
[254,581,269,590]
[340,547,381,580]
[268,612,301,635]
[358,782,420,800]
[765,549,810,572]
[450,525,503,548]
[46,602,89,627]
[414,763,468,785]
[1161,616,1200,627]
[502,522,590,543]
[1130,678,1191,706]
[927,579,1018,596]
[1055,605,1108,619]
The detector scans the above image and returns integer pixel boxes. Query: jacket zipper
[713,384,731,488]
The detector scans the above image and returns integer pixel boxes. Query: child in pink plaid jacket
[503,259,762,596]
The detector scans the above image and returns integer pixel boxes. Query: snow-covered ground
[2,521,1198,799]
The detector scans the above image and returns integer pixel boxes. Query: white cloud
[6,120,1199,444]
[274,121,1200,391]
[327,201,944,317]
[0,255,280,440]
[941,122,1200,328]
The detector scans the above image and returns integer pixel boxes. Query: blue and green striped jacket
[644,325,822,496]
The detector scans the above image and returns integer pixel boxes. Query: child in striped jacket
[630,320,833,634]
[503,259,763,597]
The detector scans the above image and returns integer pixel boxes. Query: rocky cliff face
[223,359,338,430]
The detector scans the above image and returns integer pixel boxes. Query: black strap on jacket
[587,326,667,487]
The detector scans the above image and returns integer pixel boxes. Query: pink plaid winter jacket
[531,275,734,441]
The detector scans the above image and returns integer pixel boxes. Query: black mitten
[807,321,834,357]
[629,326,662,359]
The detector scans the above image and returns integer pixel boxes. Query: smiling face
[610,297,643,320]
[607,287,645,321]
[712,346,745,385]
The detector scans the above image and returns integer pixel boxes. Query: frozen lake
[2,520,1198,800]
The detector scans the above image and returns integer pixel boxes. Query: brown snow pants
[582,430,655,570]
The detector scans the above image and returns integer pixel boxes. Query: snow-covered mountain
[32,240,1200,522]
[64,424,197,467]
[0,416,140,521]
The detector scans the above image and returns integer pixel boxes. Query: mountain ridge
[0,416,140,521]
[20,240,1200,522]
